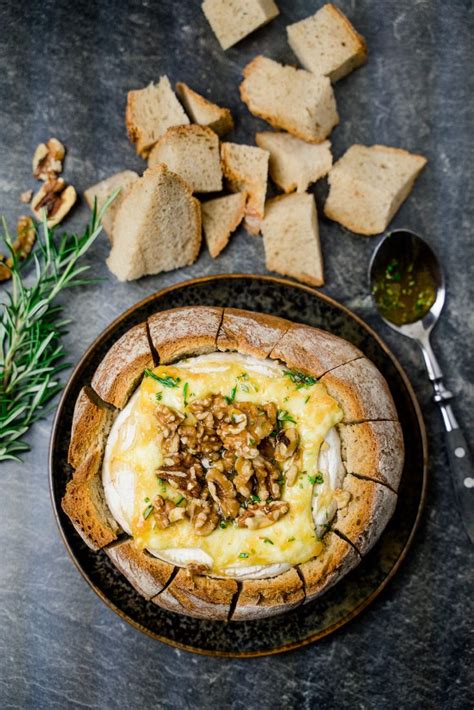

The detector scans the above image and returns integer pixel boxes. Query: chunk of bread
[261,192,324,286]
[256,132,332,193]
[287,3,368,82]
[148,125,222,193]
[324,144,427,235]
[202,0,279,50]
[221,142,269,235]
[176,83,234,136]
[126,77,190,158]
[240,55,339,143]
[201,193,246,257]
[84,170,139,243]
[107,165,201,281]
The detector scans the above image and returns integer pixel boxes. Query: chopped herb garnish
[263,537,274,545]
[220,521,227,529]
[284,369,317,388]
[277,475,285,486]
[238,372,249,380]
[249,438,256,446]
[226,385,237,404]
[183,382,189,406]
[250,494,261,503]
[240,384,250,392]
[308,473,324,485]
[277,409,296,425]
[144,369,181,388]
[287,537,296,542]
[155,392,163,402]
[305,395,310,404]
[176,496,185,506]
[143,504,154,520]
[239,552,249,559]
[144,497,150,503]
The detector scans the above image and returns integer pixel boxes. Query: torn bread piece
[148,306,223,363]
[221,142,269,235]
[320,358,398,423]
[68,386,116,470]
[299,531,360,602]
[105,540,175,599]
[153,569,238,620]
[261,192,324,286]
[232,567,304,620]
[256,132,332,193]
[126,77,190,158]
[202,0,279,50]
[333,473,397,555]
[217,307,291,358]
[270,322,363,377]
[287,3,368,82]
[84,170,139,242]
[107,165,201,282]
[148,125,222,193]
[91,322,154,409]
[201,193,246,257]
[61,449,120,550]
[338,420,404,490]
[240,55,339,143]
[176,82,234,136]
[324,144,427,236]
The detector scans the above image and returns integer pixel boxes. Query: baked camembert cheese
[62,306,404,621]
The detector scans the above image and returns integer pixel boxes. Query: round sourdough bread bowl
[61,306,404,621]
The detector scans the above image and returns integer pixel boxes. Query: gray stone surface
[0,0,473,707]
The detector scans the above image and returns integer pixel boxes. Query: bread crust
[217,307,291,358]
[339,420,404,489]
[270,322,362,377]
[153,569,237,620]
[299,531,360,602]
[231,568,304,621]
[61,449,120,550]
[175,82,234,136]
[105,540,175,599]
[320,358,398,422]
[147,306,223,363]
[334,473,397,555]
[91,322,154,409]
[67,386,116,469]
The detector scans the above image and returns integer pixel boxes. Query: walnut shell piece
[31,178,76,227]
[32,137,65,180]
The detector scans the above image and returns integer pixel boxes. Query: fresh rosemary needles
[0,193,117,462]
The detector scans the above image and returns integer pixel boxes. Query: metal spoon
[369,229,474,544]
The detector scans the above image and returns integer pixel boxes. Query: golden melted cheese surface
[103,353,343,575]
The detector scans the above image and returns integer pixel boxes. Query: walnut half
[31,178,76,227]
[32,138,65,180]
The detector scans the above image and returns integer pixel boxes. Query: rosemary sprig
[0,192,118,462]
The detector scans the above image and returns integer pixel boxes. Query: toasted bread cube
[126,77,189,158]
[84,170,139,243]
[175,83,234,136]
[202,0,279,50]
[287,3,367,82]
[256,132,332,193]
[262,192,324,286]
[201,192,246,257]
[324,144,427,235]
[240,55,338,143]
[148,125,222,193]
[221,142,269,235]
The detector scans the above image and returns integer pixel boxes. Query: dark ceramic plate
[49,275,428,657]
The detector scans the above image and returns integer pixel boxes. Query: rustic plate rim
[49,273,429,658]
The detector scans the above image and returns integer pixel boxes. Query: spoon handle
[418,337,474,544]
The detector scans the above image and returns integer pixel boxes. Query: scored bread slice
[84,170,139,243]
[217,307,292,358]
[148,125,222,193]
[105,539,175,599]
[201,192,246,257]
[148,306,224,363]
[107,165,201,281]
[338,420,404,490]
[201,0,279,51]
[256,131,332,193]
[221,142,269,235]
[240,55,339,143]
[231,568,304,620]
[324,144,427,235]
[91,321,154,409]
[126,77,190,158]
[261,192,324,286]
[299,531,360,602]
[153,568,238,620]
[176,82,234,136]
[287,3,368,82]
[68,386,117,469]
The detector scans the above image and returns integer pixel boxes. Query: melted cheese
[103,353,344,578]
